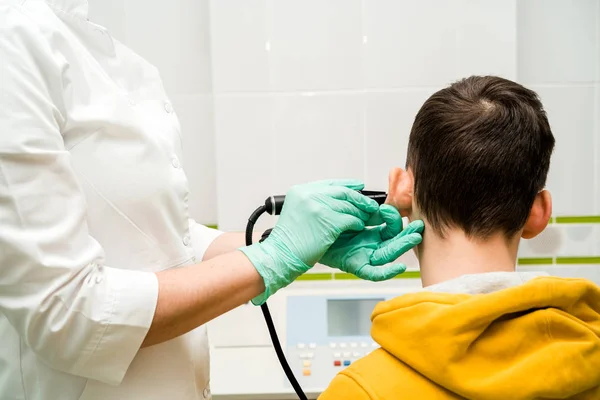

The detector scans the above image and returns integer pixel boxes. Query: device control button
[371,342,378,348]
[307,352,314,359]
[299,353,307,359]
[333,352,341,358]
[303,360,311,367]
[343,360,351,366]
[297,343,306,349]
[340,343,347,348]
[303,368,311,376]
[350,342,358,348]
[329,342,337,348]
[353,352,361,358]
[342,352,351,358]
[360,342,368,348]
[309,343,317,349]
[333,360,341,367]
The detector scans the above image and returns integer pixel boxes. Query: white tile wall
[519,224,600,258]
[518,225,563,258]
[124,0,212,95]
[214,95,276,231]
[597,0,600,83]
[209,0,270,93]
[533,86,597,216]
[518,0,600,219]
[363,0,459,88]
[457,0,517,80]
[518,265,600,285]
[271,93,365,191]
[363,0,517,88]
[516,0,599,267]
[560,225,600,257]
[364,90,435,189]
[518,0,598,84]
[268,0,364,91]
[597,84,600,213]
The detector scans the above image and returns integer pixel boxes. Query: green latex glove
[319,204,424,281]
[240,180,379,305]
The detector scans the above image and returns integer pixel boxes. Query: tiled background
[90,0,600,281]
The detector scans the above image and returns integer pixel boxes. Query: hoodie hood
[371,276,600,399]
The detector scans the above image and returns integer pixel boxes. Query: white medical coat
[0,0,222,398]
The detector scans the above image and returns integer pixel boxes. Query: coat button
[164,102,173,113]
[183,234,191,247]
[171,157,180,168]
[203,388,210,398]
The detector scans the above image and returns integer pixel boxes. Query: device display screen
[327,299,384,337]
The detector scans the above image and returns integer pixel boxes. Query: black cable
[246,206,308,400]
[246,205,267,246]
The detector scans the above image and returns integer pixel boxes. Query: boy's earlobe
[386,167,414,217]
[522,190,552,239]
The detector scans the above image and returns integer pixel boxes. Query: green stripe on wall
[517,257,553,265]
[296,273,333,281]
[556,257,600,265]
[554,216,600,224]
[332,271,421,280]
[333,273,361,280]
[393,271,421,279]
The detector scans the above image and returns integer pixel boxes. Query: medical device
[245,190,388,400]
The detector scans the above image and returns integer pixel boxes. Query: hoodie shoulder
[319,372,371,400]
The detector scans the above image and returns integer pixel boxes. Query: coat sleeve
[188,219,224,261]
[319,372,373,400]
[0,4,158,385]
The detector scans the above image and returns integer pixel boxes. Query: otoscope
[245,190,387,400]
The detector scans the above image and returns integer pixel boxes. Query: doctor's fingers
[325,198,372,223]
[320,186,379,214]
[314,213,365,236]
[370,232,422,267]
[378,205,403,240]
[354,262,408,282]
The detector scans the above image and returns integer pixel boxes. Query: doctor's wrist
[239,241,310,305]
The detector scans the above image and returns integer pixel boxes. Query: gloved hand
[319,204,424,281]
[240,180,378,305]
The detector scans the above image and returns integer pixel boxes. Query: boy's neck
[418,227,520,287]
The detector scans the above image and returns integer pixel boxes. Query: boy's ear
[522,190,552,239]
[386,167,414,217]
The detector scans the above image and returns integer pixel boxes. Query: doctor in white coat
[0,1,424,399]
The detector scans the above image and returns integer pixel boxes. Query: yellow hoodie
[319,276,600,400]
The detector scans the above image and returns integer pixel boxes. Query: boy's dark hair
[406,76,555,238]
